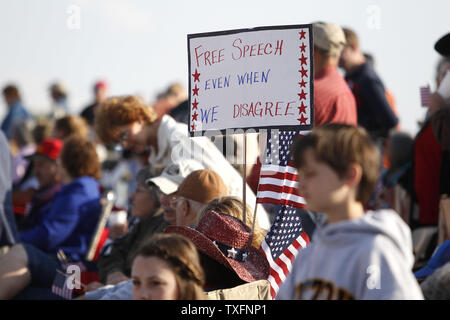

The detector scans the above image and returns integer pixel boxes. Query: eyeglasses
[118,129,130,143]
[168,195,184,208]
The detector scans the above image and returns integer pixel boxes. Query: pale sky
[0,0,448,136]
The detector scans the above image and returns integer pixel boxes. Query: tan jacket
[206,280,271,300]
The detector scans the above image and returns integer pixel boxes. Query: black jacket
[97,209,168,283]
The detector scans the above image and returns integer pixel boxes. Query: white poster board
[187,24,314,136]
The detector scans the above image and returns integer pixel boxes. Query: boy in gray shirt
[277,124,423,300]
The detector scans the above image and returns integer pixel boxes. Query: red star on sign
[298,102,307,114]
[299,30,306,40]
[192,99,199,109]
[192,85,199,96]
[299,54,307,66]
[298,79,307,88]
[192,69,200,82]
[299,67,308,78]
[300,43,307,53]
[298,114,308,125]
[191,123,196,131]
[298,90,307,101]
[192,112,198,121]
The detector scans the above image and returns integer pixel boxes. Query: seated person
[80,160,204,296]
[131,233,206,300]
[83,209,271,300]
[0,135,102,299]
[14,138,64,231]
[165,168,228,227]
[97,166,168,286]
[166,210,271,298]
[96,162,225,287]
[197,196,267,249]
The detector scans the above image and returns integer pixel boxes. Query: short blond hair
[342,27,359,49]
[198,196,267,248]
[94,96,157,145]
[54,115,88,139]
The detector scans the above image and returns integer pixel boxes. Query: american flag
[257,130,311,298]
[51,251,86,299]
[256,130,307,209]
[261,207,310,298]
[51,270,73,300]
[420,85,430,107]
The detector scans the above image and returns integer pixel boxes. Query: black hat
[435,33,450,57]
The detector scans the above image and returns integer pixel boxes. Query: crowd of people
[0,22,449,301]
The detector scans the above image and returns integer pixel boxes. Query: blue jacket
[1,101,31,140]
[20,176,102,261]
[345,62,398,139]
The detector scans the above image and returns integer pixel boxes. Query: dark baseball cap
[435,32,450,57]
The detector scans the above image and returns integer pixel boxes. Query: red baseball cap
[31,138,63,160]
[94,80,108,91]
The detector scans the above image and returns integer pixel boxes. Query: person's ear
[345,163,363,188]
[181,199,190,217]
[350,43,359,52]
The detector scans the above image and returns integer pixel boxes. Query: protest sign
[187,24,314,136]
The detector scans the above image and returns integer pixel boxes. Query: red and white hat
[165,210,269,283]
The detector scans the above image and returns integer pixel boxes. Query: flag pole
[251,131,265,236]
[243,132,247,225]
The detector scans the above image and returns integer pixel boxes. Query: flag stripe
[274,256,290,276]
[261,242,283,292]
[257,184,302,197]
[299,232,310,247]
[258,177,298,189]
[283,246,295,262]
[260,164,298,175]
[261,231,310,298]
[256,191,306,204]
[51,270,73,299]
[257,197,307,209]
[259,170,299,182]
[263,241,287,283]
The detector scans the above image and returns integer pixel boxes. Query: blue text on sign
[200,106,219,123]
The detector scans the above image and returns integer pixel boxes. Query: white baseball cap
[146,159,205,194]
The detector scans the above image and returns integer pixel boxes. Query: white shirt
[148,115,270,230]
